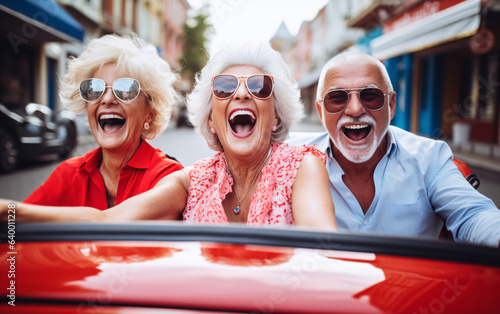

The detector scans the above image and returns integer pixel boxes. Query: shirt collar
[386,126,397,158]
[125,140,155,169]
[315,132,334,159]
[80,147,101,173]
[79,140,155,173]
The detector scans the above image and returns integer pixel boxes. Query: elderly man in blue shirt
[288,51,500,247]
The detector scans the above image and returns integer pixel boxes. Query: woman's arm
[292,154,337,230]
[1,168,191,223]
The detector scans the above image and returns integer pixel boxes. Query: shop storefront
[0,0,84,111]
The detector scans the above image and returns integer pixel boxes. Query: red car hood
[1,223,499,313]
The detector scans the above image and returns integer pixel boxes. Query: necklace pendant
[233,206,240,215]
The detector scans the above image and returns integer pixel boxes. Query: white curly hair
[187,41,304,151]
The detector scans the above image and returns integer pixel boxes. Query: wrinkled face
[209,65,278,159]
[86,64,153,153]
[316,61,396,163]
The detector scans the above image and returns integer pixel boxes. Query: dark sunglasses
[320,87,391,114]
[79,78,149,103]
[211,74,274,100]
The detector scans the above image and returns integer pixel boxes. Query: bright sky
[186,0,328,55]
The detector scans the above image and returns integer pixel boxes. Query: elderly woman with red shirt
[23,34,182,209]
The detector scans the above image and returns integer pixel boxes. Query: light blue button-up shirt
[288,126,500,246]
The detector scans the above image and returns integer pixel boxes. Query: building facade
[271,0,364,121]
[162,0,189,70]
[0,0,85,112]
[350,0,500,145]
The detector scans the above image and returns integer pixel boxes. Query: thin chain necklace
[225,146,272,215]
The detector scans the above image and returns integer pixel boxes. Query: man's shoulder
[389,126,453,164]
[389,125,447,146]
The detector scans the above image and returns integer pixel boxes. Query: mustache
[337,115,377,130]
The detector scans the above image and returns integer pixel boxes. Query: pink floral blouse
[183,143,326,226]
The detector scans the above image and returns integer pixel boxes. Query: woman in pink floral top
[3,42,337,230]
[180,41,336,228]
[184,143,327,226]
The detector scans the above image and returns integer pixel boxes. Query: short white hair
[60,33,178,140]
[316,52,393,100]
[187,41,304,151]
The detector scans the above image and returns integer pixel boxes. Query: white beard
[332,115,387,164]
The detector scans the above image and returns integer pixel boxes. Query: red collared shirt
[24,140,183,210]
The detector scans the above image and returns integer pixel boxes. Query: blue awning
[0,0,84,43]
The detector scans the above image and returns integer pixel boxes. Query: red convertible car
[1,222,499,313]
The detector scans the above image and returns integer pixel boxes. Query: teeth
[230,110,255,121]
[344,124,369,130]
[100,114,125,120]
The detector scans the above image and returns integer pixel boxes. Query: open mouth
[342,124,372,141]
[229,110,256,135]
[99,114,126,133]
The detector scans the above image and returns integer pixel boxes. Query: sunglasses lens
[80,79,105,102]
[360,88,385,110]
[323,90,349,113]
[247,75,273,99]
[114,78,141,102]
[213,75,238,99]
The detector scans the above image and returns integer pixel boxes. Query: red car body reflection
[0,222,499,313]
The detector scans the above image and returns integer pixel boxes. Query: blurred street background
[1,0,500,204]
